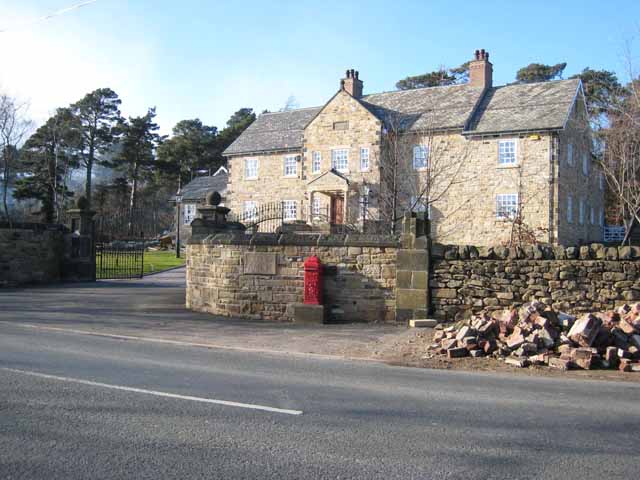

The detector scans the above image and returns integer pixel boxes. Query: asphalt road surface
[1,322,639,479]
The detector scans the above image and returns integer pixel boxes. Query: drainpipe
[548,133,558,245]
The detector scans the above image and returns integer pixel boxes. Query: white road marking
[0,367,303,416]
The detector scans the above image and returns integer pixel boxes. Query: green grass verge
[143,250,186,275]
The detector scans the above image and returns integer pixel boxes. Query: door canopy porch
[306,169,350,225]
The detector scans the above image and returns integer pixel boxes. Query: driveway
[0,268,414,361]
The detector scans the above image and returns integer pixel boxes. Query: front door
[330,195,344,225]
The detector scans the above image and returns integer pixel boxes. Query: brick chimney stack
[469,49,493,89]
[341,69,363,99]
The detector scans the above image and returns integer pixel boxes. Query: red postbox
[303,256,323,305]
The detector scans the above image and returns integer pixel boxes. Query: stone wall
[430,242,640,320]
[187,233,400,323]
[0,226,65,287]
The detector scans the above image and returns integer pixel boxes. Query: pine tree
[156,119,219,189]
[70,88,122,208]
[217,108,256,153]
[570,68,622,121]
[107,108,161,234]
[396,62,470,90]
[14,108,81,222]
[515,63,567,83]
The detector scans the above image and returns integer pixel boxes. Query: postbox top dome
[304,256,321,267]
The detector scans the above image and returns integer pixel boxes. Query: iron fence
[229,202,304,233]
[95,240,145,280]
[94,207,170,243]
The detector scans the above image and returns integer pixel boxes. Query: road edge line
[0,367,303,415]
[0,321,384,365]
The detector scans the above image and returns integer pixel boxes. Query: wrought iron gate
[95,240,145,280]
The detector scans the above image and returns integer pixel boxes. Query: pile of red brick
[430,302,640,371]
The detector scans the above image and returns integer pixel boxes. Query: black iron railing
[95,240,145,280]
[229,202,304,233]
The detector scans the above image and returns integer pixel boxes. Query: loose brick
[567,314,602,347]
[447,347,469,359]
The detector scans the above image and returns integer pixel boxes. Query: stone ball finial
[76,195,89,210]
[207,191,222,206]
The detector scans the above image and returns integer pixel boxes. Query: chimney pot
[341,68,364,99]
[469,49,493,89]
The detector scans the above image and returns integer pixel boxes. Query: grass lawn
[143,250,186,275]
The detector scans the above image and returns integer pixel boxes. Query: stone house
[223,49,603,246]
[171,167,228,243]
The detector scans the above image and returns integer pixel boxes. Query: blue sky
[1,0,639,134]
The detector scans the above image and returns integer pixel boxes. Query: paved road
[0,269,409,360]
[1,322,639,479]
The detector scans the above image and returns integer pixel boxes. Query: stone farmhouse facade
[223,49,603,246]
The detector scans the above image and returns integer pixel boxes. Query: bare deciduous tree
[498,141,551,248]
[376,110,474,237]
[0,93,33,224]
[598,40,640,244]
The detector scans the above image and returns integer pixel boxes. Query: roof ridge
[362,78,580,99]
[260,106,322,116]
[362,83,476,98]
[493,78,580,89]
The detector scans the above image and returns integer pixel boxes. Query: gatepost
[63,196,96,281]
[395,212,431,324]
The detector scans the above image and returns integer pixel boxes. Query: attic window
[333,121,349,131]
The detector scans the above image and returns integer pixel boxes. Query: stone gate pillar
[63,196,96,281]
[395,212,431,323]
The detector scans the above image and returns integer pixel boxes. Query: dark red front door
[331,195,344,224]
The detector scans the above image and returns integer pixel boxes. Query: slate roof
[176,170,228,203]
[360,84,486,131]
[465,79,581,134]
[223,79,581,155]
[224,107,322,156]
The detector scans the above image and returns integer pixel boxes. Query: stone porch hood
[306,169,350,221]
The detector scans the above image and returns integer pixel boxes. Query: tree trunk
[49,146,59,224]
[128,163,139,236]
[2,152,10,225]
[85,142,94,208]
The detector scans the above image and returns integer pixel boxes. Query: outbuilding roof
[175,168,228,203]
[223,79,581,156]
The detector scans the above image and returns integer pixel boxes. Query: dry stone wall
[431,242,640,320]
[0,226,65,287]
[187,233,400,323]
